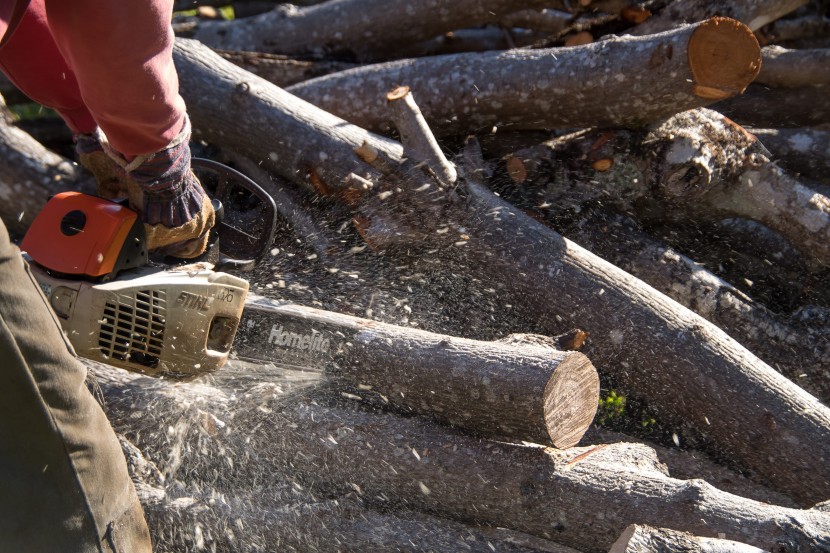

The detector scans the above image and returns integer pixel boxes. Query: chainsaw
[21,159,278,377]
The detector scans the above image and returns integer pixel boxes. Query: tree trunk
[172,38,830,505]
[563,211,830,405]
[287,18,761,136]
[235,296,599,449]
[190,0,555,61]
[96,363,830,553]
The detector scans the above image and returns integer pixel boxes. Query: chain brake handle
[190,158,278,272]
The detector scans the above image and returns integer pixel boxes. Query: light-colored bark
[190,0,556,60]
[751,127,830,184]
[235,296,599,449]
[173,39,830,504]
[96,364,830,553]
[757,46,830,87]
[609,525,766,553]
[287,18,760,136]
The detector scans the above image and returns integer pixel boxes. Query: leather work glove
[75,118,215,259]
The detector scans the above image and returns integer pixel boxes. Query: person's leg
[44,0,185,158]
[0,0,96,134]
[0,218,152,552]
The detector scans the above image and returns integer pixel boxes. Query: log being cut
[172,36,830,505]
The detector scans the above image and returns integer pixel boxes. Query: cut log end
[386,85,411,102]
[543,352,599,449]
[688,17,761,100]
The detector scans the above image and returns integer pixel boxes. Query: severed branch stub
[386,85,457,187]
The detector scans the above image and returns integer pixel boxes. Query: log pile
[3,0,830,551]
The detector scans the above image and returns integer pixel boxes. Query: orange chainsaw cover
[21,191,138,277]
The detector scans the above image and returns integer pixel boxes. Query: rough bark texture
[94,364,830,553]
[173,39,830,505]
[235,296,599,449]
[190,0,555,61]
[564,212,830,405]
[287,18,761,136]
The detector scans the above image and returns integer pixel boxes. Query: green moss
[9,103,55,121]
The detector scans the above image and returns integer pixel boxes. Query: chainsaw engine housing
[27,259,249,376]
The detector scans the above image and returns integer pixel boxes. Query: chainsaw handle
[191,158,278,265]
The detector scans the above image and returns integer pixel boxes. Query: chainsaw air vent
[98,290,166,369]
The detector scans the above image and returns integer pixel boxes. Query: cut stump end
[688,17,761,100]
[543,352,600,449]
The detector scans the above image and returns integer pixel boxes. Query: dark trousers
[0,218,152,552]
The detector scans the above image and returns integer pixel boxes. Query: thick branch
[757,46,830,87]
[234,297,599,448]
[565,212,830,404]
[288,18,760,136]
[632,0,807,35]
[96,365,830,553]
[191,0,554,61]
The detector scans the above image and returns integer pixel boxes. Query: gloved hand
[75,118,215,259]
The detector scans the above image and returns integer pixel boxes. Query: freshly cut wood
[757,46,830,87]
[190,0,556,60]
[751,127,830,184]
[95,364,830,553]
[287,18,760,135]
[234,296,599,448]
[609,525,766,553]
[631,0,807,35]
[0,99,86,235]
[173,39,830,504]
